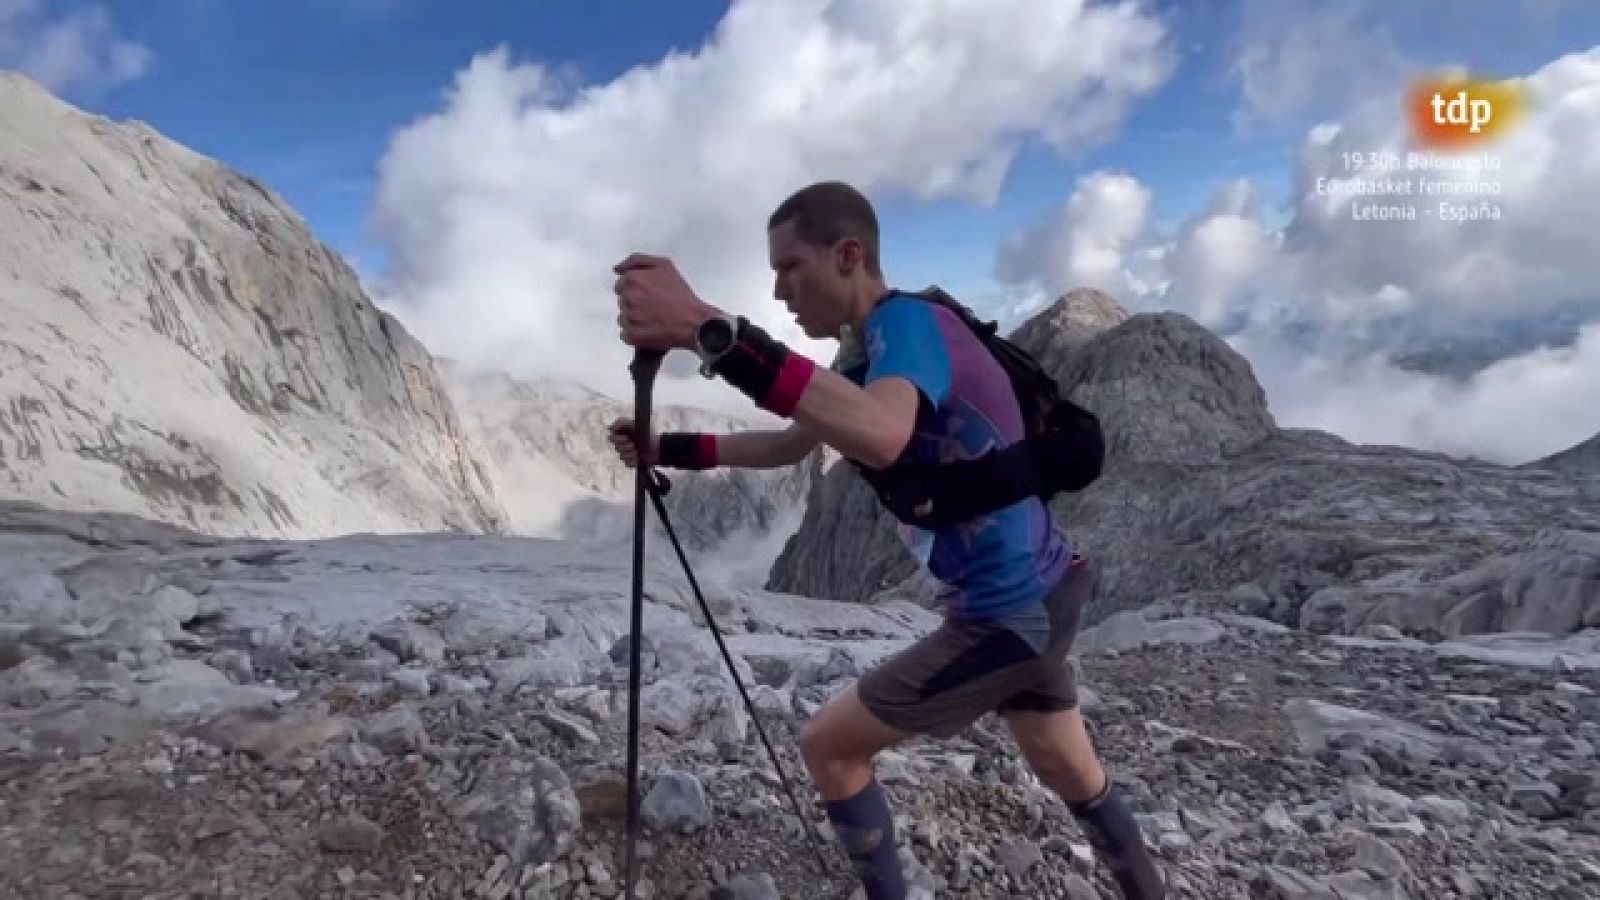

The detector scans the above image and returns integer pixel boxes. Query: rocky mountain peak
[1066,310,1277,469]
[1,74,505,537]
[3,78,814,573]
[1009,287,1131,360]
[2,65,1600,900]
[1007,290,1276,468]
[0,70,58,107]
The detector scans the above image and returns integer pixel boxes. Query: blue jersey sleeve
[863,296,952,408]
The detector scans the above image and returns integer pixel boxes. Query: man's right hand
[608,417,656,469]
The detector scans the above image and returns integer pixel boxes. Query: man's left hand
[613,253,716,350]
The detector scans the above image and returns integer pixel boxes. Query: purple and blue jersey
[843,291,1073,625]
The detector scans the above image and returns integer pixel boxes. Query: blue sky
[71,0,737,272]
[44,0,1598,299]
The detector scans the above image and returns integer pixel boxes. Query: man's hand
[607,417,657,469]
[613,253,719,351]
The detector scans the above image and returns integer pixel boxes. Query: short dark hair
[767,181,882,277]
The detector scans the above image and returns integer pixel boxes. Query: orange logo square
[1406,76,1525,149]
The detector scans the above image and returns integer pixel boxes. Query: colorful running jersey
[840,291,1073,621]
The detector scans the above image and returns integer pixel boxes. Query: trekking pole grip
[629,347,667,385]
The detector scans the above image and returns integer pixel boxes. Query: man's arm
[655,287,946,472]
[695,302,943,472]
[646,422,819,471]
[786,370,919,470]
[764,297,945,470]
[714,423,820,468]
[666,381,911,471]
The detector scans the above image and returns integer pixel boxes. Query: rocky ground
[3,505,1600,899]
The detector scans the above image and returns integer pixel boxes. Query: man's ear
[835,238,863,275]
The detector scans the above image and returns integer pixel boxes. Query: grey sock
[824,777,906,900]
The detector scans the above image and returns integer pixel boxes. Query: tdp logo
[1433,91,1491,132]
[1407,76,1525,149]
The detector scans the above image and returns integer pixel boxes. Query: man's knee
[799,685,909,800]
[798,715,832,768]
[1005,714,1067,774]
[1025,740,1092,786]
[799,705,864,773]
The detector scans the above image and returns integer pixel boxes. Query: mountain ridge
[0,71,815,568]
[1,70,510,538]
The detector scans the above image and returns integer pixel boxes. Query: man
[609,180,1165,900]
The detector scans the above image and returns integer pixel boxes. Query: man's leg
[799,682,912,899]
[804,612,1048,899]
[995,558,1165,898]
[1002,707,1166,899]
[1002,706,1105,802]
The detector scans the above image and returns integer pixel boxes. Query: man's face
[768,219,846,340]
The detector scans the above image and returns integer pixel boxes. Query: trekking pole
[623,346,666,900]
[639,469,842,879]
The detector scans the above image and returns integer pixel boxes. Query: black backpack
[854,286,1105,530]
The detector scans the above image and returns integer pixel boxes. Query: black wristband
[711,318,816,417]
[657,432,717,469]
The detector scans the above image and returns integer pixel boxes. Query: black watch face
[701,318,734,354]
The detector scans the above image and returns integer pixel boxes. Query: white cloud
[0,1,152,96]
[994,171,1156,307]
[997,46,1600,463]
[1226,0,1412,131]
[1231,319,1600,465]
[1224,0,1600,130]
[367,0,1177,409]
[1272,47,1600,333]
[995,171,1278,329]
[1256,45,1600,464]
[1161,179,1275,326]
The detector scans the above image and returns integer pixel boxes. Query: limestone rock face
[442,364,821,586]
[0,74,820,577]
[0,71,505,538]
[764,456,913,605]
[1008,287,1131,375]
[1059,428,1600,633]
[1055,311,1277,471]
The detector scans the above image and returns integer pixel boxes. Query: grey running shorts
[858,554,1094,739]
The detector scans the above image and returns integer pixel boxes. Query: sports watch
[693,313,738,377]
